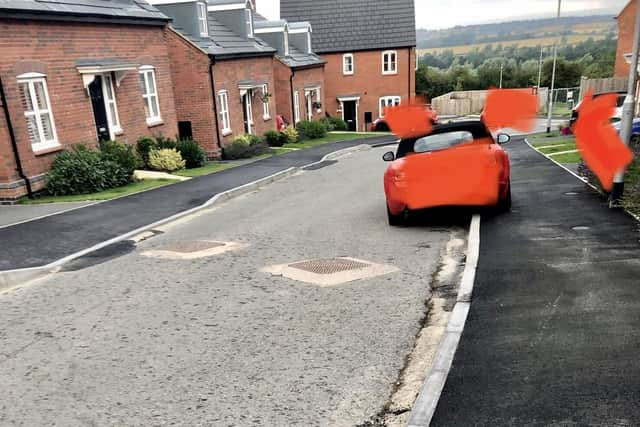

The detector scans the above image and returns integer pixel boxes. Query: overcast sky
[256,0,629,30]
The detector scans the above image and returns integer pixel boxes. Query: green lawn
[173,162,236,178]
[283,132,387,149]
[21,179,175,204]
[624,157,640,213]
[539,143,577,155]
[549,151,583,163]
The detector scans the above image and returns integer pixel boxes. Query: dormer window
[245,8,254,38]
[284,32,289,56]
[307,32,312,54]
[197,2,208,36]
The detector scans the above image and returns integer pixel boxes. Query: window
[139,66,161,125]
[103,74,121,136]
[382,50,397,75]
[218,90,231,135]
[414,131,474,154]
[343,53,354,75]
[315,88,321,112]
[261,84,270,120]
[293,91,300,123]
[17,73,58,151]
[379,96,401,117]
[197,2,208,36]
[245,8,254,38]
[244,90,253,134]
[305,91,313,121]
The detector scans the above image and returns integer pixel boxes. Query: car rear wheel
[496,182,512,212]
[387,205,406,226]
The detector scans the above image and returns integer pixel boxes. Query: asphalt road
[432,137,640,425]
[0,146,463,426]
[0,135,394,271]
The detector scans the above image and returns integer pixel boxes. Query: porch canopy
[238,79,268,97]
[76,58,138,89]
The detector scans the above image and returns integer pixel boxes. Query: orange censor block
[383,104,434,139]
[482,88,537,132]
[574,91,634,191]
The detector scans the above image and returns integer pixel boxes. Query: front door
[343,100,357,131]
[242,92,253,134]
[88,75,110,142]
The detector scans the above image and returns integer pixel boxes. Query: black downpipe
[0,75,33,198]
[209,59,223,155]
[289,68,296,125]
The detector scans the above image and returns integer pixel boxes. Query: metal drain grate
[289,258,370,275]
[160,240,225,253]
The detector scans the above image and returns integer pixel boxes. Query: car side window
[413,131,474,153]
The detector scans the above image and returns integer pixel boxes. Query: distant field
[418,33,610,56]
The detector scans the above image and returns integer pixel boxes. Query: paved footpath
[0,136,393,271]
[431,137,640,425]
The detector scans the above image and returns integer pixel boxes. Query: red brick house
[154,0,278,157]
[254,17,325,124]
[615,0,637,78]
[0,0,179,201]
[280,0,416,131]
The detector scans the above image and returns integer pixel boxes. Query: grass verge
[550,151,582,163]
[283,132,386,149]
[173,162,236,178]
[20,179,175,204]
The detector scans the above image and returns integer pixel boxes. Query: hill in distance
[417,15,617,54]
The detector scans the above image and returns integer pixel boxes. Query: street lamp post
[537,45,544,90]
[499,61,504,89]
[546,0,562,134]
[610,1,640,207]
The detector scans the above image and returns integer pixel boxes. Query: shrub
[278,131,289,146]
[136,136,156,168]
[148,148,186,172]
[222,139,270,160]
[320,116,348,132]
[264,130,283,147]
[155,135,177,150]
[99,139,140,176]
[296,120,328,140]
[175,139,206,169]
[282,126,299,144]
[46,146,128,196]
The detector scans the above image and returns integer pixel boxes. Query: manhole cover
[289,258,370,274]
[161,240,225,253]
[572,226,591,231]
[262,257,399,287]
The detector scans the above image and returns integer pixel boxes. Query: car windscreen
[413,131,474,154]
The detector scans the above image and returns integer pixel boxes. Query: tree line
[416,37,617,101]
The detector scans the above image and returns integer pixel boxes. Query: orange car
[382,121,511,225]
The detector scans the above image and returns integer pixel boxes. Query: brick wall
[615,0,635,78]
[165,28,220,158]
[273,60,325,124]
[213,56,277,144]
[321,47,416,131]
[0,18,178,200]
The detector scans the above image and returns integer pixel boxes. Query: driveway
[0,146,464,426]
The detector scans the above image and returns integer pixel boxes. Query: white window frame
[382,50,398,75]
[139,66,162,126]
[102,73,121,138]
[197,2,208,36]
[379,96,401,117]
[244,89,254,134]
[262,84,270,120]
[315,88,321,112]
[245,8,254,38]
[343,53,354,75]
[293,90,300,123]
[218,90,231,136]
[17,73,59,152]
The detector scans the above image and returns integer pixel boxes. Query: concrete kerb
[0,144,370,292]
[407,214,481,427]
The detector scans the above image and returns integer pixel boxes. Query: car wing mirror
[382,151,395,161]
[497,133,511,145]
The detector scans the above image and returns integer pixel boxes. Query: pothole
[262,257,399,287]
[141,240,248,259]
[572,226,591,231]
